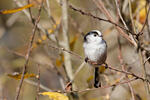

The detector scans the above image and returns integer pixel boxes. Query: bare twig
[45,0,56,24]
[68,4,134,36]
[138,4,150,36]
[117,37,135,100]
[36,64,40,100]
[145,2,150,38]
[59,77,137,93]
[3,43,150,85]
[115,0,129,30]
[37,42,150,85]
[144,56,150,65]
[61,0,74,81]
[15,1,44,100]
[139,49,150,98]
[71,61,86,83]
[24,79,52,92]
[69,0,136,46]
[115,0,137,48]
[26,77,137,93]
[48,44,82,60]
[27,0,34,24]
[92,0,137,47]
[107,65,150,83]
[128,0,136,34]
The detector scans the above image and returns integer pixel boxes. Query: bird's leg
[85,57,89,63]
[94,67,101,88]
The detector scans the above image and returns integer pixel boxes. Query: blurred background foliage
[0,0,150,100]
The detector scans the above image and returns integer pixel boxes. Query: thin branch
[14,1,44,100]
[48,44,82,60]
[128,0,136,34]
[107,65,150,83]
[61,0,74,81]
[93,0,137,47]
[25,76,137,94]
[138,4,150,36]
[45,0,56,24]
[115,0,137,48]
[3,43,150,85]
[117,37,135,100]
[115,0,129,30]
[70,61,86,83]
[24,79,52,92]
[145,2,150,38]
[58,77,137,93]
[27,0,35,24]
[139,49,150,98]
[68,2,137,46]
[144,56,150,65]
[69,4,134,36]
[48,44,150,84]
[36,64,40,100]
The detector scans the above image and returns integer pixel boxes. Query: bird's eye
[94,34,97,37]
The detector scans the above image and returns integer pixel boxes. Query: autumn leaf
[127,75,133,79]
[56,53,64,67]
[70,35,78,51]
[40,92,69,100]
[32,21,60,50]
[99,65,106,73]
[87,75,94,83]
[137,0,147,24]
[139,8,146,24]
[7,72,36,80]
[0,4,34,14]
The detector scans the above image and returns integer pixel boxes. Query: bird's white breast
[83,41,107,62]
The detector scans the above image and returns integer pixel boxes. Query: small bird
[83,30,107,88]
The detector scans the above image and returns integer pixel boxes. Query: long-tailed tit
[83,30,107,88]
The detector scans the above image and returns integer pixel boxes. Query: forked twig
[15,1,44,100]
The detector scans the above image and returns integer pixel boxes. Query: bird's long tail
[94,67,100,88]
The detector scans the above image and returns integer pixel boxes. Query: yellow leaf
[53,24,57,29]
[127,75,133,79]
[139,8,146,24]
[87,75,94,83]
[7,72,36,80]
[41,35,47,41]
[48,29,54,34]
[70,35,78,51]
[99,65,106,73]
[0,4,34,14]
[56,59,62,67]
[56,53,64,67]
[136,0,147,24]
[37,39,42,44]
[40,92,69,100]
[114,78,120,83]
[32,43,37,49]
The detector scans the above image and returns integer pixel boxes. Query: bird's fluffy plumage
[83,30,107,65]
[83,30,107,88]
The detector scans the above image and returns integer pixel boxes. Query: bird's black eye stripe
[86,31,99,36]
[91,31,99,36]
[84,31,100,42]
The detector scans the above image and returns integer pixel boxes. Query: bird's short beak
[99,35,103,37]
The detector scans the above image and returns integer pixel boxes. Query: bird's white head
[84,30,103,44]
